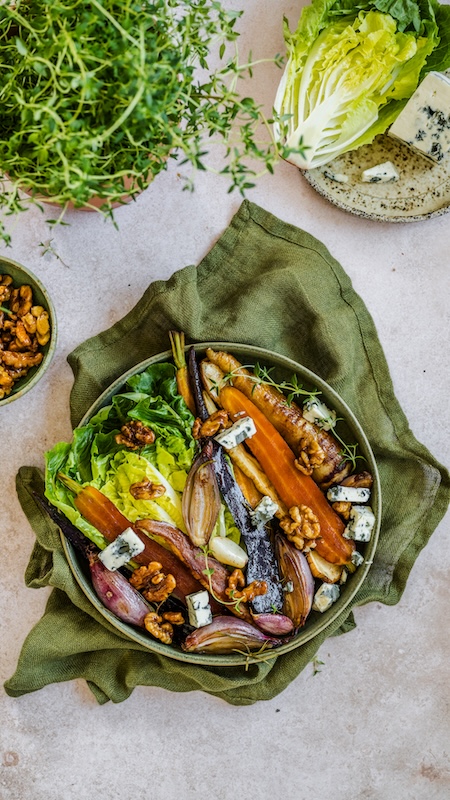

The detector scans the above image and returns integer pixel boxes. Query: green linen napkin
[5,200,449,706]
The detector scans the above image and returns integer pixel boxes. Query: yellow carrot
[168,331,196,415]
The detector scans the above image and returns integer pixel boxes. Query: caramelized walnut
[115,420,155,449]
[0,275,51,399]
[161,611,185,626]
[192,410,229,439]
[279,504,321,551]
[341,471,373,489]
[129,562,176,603]
[294,435,325,476]
[226,568,267,603]
[129,480,166,500]
[144,612,174,645]
[332,501,352,520]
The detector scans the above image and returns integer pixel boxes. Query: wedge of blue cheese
[214,416,256,449]
[361,161,399,183]
[98,527,145,571]
[343,505,375,542]
[186,590,212,628]
[389,72,450,163]
[327,485,371,503]
[312,582,340,612]
[303,398,336,431]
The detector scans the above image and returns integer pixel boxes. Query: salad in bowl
[40,334,380,665]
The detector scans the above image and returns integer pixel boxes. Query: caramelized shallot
[275,534,315,629]
[182,616,281,654]
[182,442,220,547]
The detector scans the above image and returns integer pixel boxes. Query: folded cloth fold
[5,200,449,705]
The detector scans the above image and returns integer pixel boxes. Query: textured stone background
[1,2,449,798]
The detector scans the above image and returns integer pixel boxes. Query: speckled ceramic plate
[302,133,450,222]
[61,343,381,667]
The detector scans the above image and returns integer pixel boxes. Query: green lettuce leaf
[275,0,448,169]
[44,362,197,547]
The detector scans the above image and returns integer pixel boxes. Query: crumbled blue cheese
[98,527,145,571]
[351,549,365,567]
[323,169,349,184]
[214,416,256,449]
[343,505,375,542]
[186,590,213,628]
[327,485,371,504]
[303,398,336,431]
[388,72,450,163]
[249,495,278,526]
[312,582,340,613]
[361,161,399,183]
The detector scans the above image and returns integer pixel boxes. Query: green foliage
[0,0,300,243]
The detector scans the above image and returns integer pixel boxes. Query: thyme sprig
[215,362,321,407]
[199,544,244,615]
[0,0,309,244]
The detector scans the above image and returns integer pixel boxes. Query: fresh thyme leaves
[331,423,365,472]
[311,656,325,676]
[0,0,309,244]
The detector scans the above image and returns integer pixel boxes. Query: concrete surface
[0,2,449,799]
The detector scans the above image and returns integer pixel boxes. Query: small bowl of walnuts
[0,257,57,406]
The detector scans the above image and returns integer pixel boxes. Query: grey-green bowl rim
[61,342,381,667]
[0,256,57,406]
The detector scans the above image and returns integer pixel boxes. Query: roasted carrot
[169,331,196,415]
[232,464,263,509]
[217,387,354,565]
[56,473,210,605]
[206,349,351,487]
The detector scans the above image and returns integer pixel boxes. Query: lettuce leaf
[274,0,449,169]
[44,362,196,546]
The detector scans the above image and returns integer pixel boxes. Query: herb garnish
[0,0,308,244]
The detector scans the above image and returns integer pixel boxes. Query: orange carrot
[219,386,354,565]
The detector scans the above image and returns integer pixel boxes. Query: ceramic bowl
[61,343,381,666]
[0,257,57,406]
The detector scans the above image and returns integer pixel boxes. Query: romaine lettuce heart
[274,0,445,169]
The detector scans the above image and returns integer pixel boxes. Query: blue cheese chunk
[323,169,349,184]
[361,161,399,183]
[186,590,213,628]
[388,72,450,163]
[344,505,375,542]
[303,398,336,431]
[312,582,340,613]
[351,549,365,567]
[327,485,371,503]
[98,527,145,571]
[214,416,256,449]
[249,495,278,526]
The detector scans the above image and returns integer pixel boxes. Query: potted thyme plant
[0,0,287,244]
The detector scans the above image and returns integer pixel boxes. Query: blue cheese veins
[388,72,450,163]
[98,527,145,571]
[186,590,213,628]
[249,495,278,526]
[323,169,349,183]
[214,416,256,449]
[312,582,340,612]
[303,398,336,431]
[343,505,375,542]
[327,485,371,503]
[361,161,399,183]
